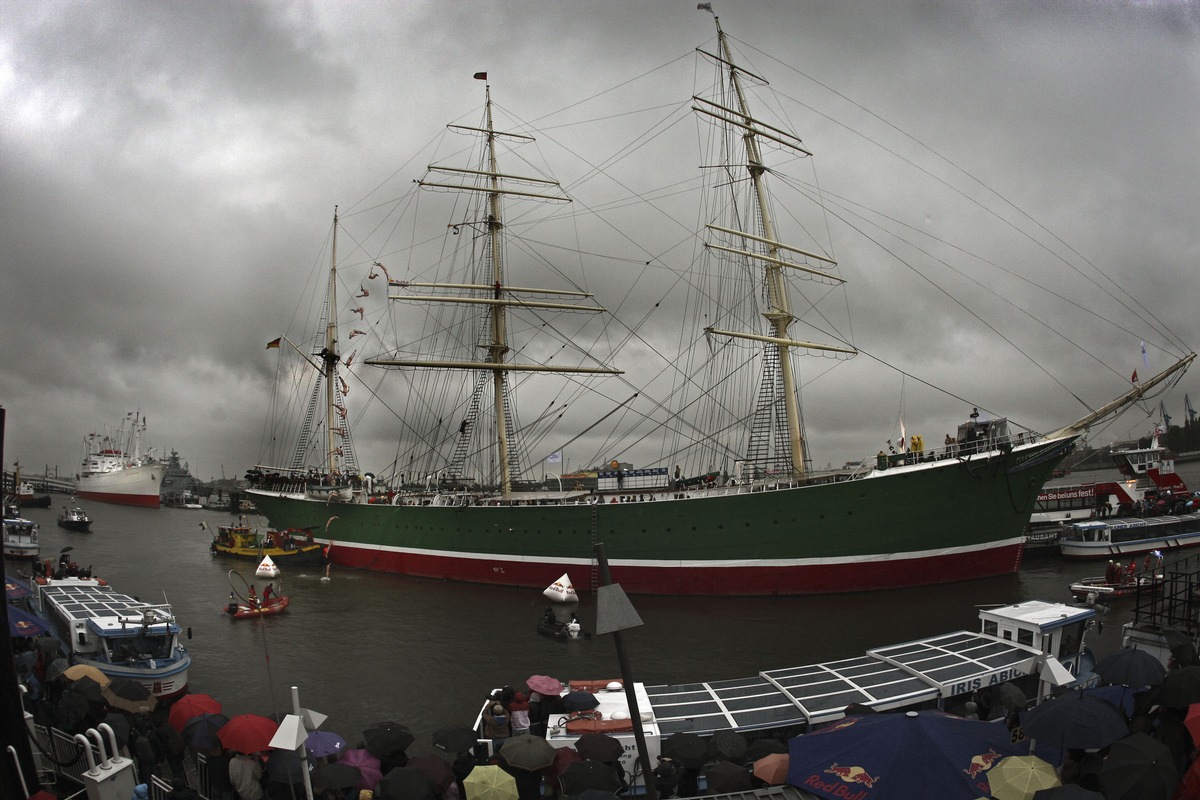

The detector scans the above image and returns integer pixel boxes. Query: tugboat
[206,521,324,566]
[56,506,93,532]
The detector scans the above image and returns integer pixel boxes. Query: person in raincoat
[482,703,510,753]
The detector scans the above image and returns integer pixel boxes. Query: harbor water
[10,461,1199,752]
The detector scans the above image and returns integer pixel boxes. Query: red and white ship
[76,411,166,508]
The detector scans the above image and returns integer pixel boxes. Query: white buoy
[256,555,281,579]
[543,573,578,603]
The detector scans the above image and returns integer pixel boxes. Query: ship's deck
[645,630,1043,735]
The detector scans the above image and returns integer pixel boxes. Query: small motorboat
[1070,551,1165,602]
[225,594,290,619]
[56,506,93,532]
[537,608,588,640]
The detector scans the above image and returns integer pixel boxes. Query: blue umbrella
[182,712,230,749]
[305,730,347,759]
[8,604,49,638]
[5,576,32,600]
[787,710,1025,800]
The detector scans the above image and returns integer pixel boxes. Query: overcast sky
[2,0,1197,482]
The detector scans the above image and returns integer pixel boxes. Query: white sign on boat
[256,555,280,579]
[543,573,578,603]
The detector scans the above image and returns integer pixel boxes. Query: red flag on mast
[1131,370,1139,383]
[473,72,487,80]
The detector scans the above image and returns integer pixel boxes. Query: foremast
[697,12,855,479]
[366,82,621,499]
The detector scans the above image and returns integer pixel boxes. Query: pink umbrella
[338,748,383,790]
[752,753,790,786]
[526,675,563,696]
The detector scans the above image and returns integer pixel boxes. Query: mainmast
[697,15,855,479]
[324,207,340,476]
[367,80,622,498]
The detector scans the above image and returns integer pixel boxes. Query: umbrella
[660,732,707,769]
[1080,685,1139,717]
[574,732,625,763]
[55,692,89,728]
[182,713,229,749]
[305,730,347,759]
[1019,692,1129,750]
[408,754,455,794]
[338,749,383,790]
[1158,665,1200,707]
[703,761,752,794]
[102,678,157,714]
[1032,786,1105,799]
[742,738,788,763]
[433,724,479,754]
[1185,703,1200,744]
[463,764,518,800]
[99,712,131,751]
[5,576,32,600]
[45,657,69,681]
[168,693,223,732]
[312,763,363,791]
[7,604,49,637]
[1165,629,1199,667]
[993,682,1029,716]
[787,710,1024,799]
[558,760,621,796]
[499,733,557,771]
[266,749,305,783]
[526,675,563,696]
[752,753,789,786]
[376,766,436,800]
[1094,648,1167,688]
[1100,731,1178,800]
[217,713,279,754]
[561,691,600,712]
[63,664,111,687]
[545,746,585,784]
[709,729,749,762]
[363,723,414,757]
[70,676,107,707]
[986,755,1061,800]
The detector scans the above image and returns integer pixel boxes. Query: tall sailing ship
[77,412,166,508]
[248,14,1192,595]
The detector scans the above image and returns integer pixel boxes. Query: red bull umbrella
[787,710,1026,800]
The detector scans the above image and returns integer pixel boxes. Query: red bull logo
[964,749,1003,778]
[825,763,879,788]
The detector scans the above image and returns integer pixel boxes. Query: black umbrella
[266,749,304,783]
[182,713,230,749]
[1032,785,1105,799]
[376,766,436,800]
[1020,692,1129,750]
[99,712,131,751]
[1165,629,1199,667]
[708,729,748,762]
[740,738,787,764]
[1100,732,1178,800]
[103,678,157,713]
[500,733,556,772]
[574,732,624,763]
[1094,648,1167,688]
[1158,665,1200,707]
[660,732,707,769]
[703,761,752,794]
[561,691,600,712]
[408,754,454,795]
[432,725,478,754]
[313,763,363,791]
[559,760,621,797]
[363,724,415,758]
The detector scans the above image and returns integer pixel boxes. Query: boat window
[1017,628,1034,648]
[1056,622,1083,658]
[982,620,998,637]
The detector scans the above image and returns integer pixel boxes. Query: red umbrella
[217,713,279,754]
[338,748,383,790]
[169,693,223,732]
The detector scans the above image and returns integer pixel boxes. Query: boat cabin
[957,416,1011,456]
